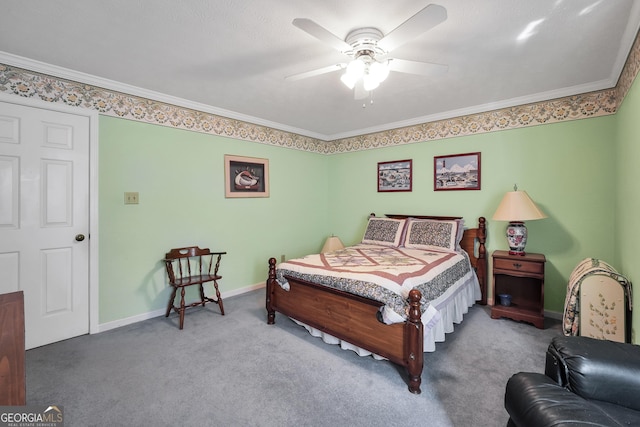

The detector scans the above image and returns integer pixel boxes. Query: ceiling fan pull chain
[362,91,375,108]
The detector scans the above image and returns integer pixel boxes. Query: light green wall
[615,74,640,343]
[98,95,629,330]
[327,118,617,314]
[98,117,329,323]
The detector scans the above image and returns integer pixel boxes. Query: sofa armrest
[547,336,640,411]
[506,372,640,427]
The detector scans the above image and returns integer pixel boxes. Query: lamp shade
[492,189,546,256]
[321,236,345,253]
[492,190,547,221]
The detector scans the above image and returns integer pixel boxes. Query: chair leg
[199,284,206,306]
[166,287,177,318]
[213,280,225,315]
[179,287,186,330]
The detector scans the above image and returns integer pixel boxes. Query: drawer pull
[513,263,522,269]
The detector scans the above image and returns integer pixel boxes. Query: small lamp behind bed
[321,235,345,253]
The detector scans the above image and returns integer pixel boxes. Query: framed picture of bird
[224,155,270,198]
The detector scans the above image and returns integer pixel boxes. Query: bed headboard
[383,214,487,305]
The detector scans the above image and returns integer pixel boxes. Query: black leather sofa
[505,335,640,427]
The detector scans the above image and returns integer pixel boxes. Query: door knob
[75,234,85,242]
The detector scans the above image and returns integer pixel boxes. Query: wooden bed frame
[266,215,487,394]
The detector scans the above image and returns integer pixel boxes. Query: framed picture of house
[378,159,412,192]
[434,152,481,191]
[224,155,270,198]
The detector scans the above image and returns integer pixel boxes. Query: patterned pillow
[403,219,459,251]
[361,218,407,247]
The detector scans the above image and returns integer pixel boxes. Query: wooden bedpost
[477,217,487,305]
[406,288,424,394]
[266,257,277,324]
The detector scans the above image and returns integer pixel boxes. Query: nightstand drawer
[494,258,544,274]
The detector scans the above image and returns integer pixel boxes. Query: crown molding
[2,26,640,155]
[0,51,328,141]
[327,78,617,141]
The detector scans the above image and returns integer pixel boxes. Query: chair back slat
[164,246,214,281]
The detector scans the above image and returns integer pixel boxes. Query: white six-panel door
[0,100,90,349]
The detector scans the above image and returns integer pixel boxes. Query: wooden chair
[164,246,226,329]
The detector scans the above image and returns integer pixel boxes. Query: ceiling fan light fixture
[369,60,390,83]
[340,72,358,89]
[363,73,380,91]
[345,58,365,78]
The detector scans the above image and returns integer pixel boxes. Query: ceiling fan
[286,4,449,99]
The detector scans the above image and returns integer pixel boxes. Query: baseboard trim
[97,282,265,333]
[97,283,561,333]
[544,310,562,320]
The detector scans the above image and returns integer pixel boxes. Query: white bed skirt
[291,271,481,359]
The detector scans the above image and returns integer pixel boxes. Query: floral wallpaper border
[1,29,638,154]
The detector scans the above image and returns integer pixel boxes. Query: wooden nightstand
[491,250,545,328]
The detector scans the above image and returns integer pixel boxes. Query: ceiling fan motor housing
[345,27,386,57]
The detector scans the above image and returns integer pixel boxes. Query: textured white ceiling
[1,0,639,140]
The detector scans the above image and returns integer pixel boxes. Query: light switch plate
[124,192,139,204]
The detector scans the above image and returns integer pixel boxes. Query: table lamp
[492,185,547,256]
[321,235,345,253]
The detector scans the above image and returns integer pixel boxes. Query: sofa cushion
[549,336,640,411]
[505,372,640,427]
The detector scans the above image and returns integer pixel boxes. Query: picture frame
[434,152,481,191]
[224,155,270,198]
[378,159,412,192]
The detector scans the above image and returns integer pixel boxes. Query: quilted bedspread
[276,243,474,323]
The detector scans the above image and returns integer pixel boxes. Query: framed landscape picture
[378,159,412,192]
[434,152,481,191]
[224,155,270,198]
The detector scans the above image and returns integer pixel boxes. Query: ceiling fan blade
[388,58,448,76]
[285,63,345,81]
[378,4,447,52]
[292,18,352,53]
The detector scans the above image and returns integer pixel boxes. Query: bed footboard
[266,257,424,394]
